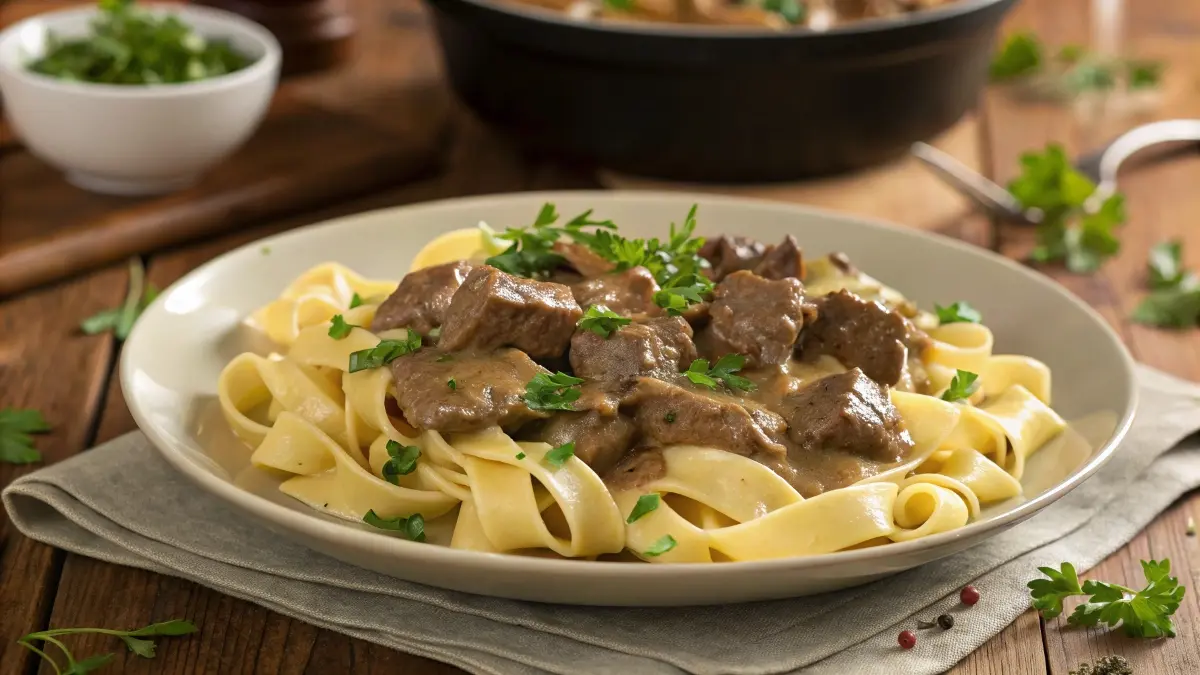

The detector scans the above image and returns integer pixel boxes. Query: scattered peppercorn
[1068,655,1132,675]
[898,630,916,649]
[937,614,955,630]
[961,585,981,606]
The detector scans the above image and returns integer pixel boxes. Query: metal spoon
[911,118,1200,225]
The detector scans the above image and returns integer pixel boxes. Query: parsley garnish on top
[349,292,366,309]
[577,305,632,338]
[626,494,661,524]
[17,618,198,674]
[328,314,357,340]
[1008,144,1126,273]
[524,372,585,411]
[1133,241,1200,328]
[0,408,51,464]
[363,509,426,542]
[643,534,677,557]
[27,0,252,85]
[934,301,982,325]
[544,442,576,468]
[484,203,617,279]
[941,370,980,402]
[347,331,422,372]
[760,0,806,24]
[381,440,420,484]
[1029,559,1186,638]
[654,271,714,316]
[684,355,756,393]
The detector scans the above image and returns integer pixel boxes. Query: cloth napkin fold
[5,364,1200,675]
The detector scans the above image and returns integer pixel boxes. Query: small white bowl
[0,4,281,196]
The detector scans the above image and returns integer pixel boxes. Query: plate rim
[121,189,1138,579]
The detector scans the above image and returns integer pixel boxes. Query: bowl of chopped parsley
[0,0,281,195]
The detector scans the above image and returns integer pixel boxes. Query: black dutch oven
[425,0,1016,182]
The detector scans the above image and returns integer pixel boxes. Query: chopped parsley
[0,408,51,464]
[1029,559,1185,638]
[578,305,632,338]
[643,534,677,557]
[349,292,365,309]
[515,452,527,460]
[544,442,576,469]
[381,441,420,484]
[941,370,980,402]
[328,314,356,340]
[683,355,756,393]
[934,301,982,325]
[524,372,585,411]
[626,494,661,524]
[363,510,426,542]
[664,411,676,424]
[447,378,457,391]
[347,331,422,372]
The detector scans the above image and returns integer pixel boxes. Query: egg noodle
[217,229,1065,563]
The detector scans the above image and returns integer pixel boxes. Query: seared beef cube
[797,289,909,385]
[778,368,913,464]
[390,348,549,432]
[533,410,636,475]
[370,261,472,334]
[623,377,787,459]
[572,267,661,318]
[439,266,583,359]
[699,235,768,281]
[704,271,814,368]
[570,316,697,382]
[553,241,615,278]
[754,235,805,280]
[605,448,667,490]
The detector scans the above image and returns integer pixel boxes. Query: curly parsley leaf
[484,203,616,279]
[381,441,420,484]
[348,331,422,372]
[654,271,714,316]
[524,372,585,411]
[328,314,357,340]
[578,305,632,338]
[684,354,756,393]
[1028,561,1084,619]
[17,617,197,675]
[643,534,677,557]
[1031,559,1186,638]
[626,494,661,524]
[934,301,982,325]
[991,31,1043,81]
[544,442,576,469]
[363,509,426,542]
[941,370,980,402]
[0,408,51,464]
[570,205,708,288]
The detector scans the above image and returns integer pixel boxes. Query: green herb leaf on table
[990,31,1043,81]
[17,618,198,675]
[348,330,422,372]
[643,534,677,557]
[626,494,661,524]
[0,408,51,464]
[381,440,420,484]
[1057,43,1085,65]
[1030,559,1186,638]
[544,442,576,469]
[1028,561,1084,619]
[1127,59,1164,89]
[1134,241,1200,328]
[1147,240,1186,289]
[328,314,357,340]
[1065,61,1117,93]
[578,305,632,338]
[934,301,982,325]
[941,370,980,403]
[80,258,158,340]
[684,354,756,393]
[363,509,426,542]
[524,372,585,411]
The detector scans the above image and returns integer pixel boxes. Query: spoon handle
[910,142,1033,224]
[1076,119,1200,193]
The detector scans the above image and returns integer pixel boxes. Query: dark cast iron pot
[424,0,1017,183]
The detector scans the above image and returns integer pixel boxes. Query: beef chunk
[370,261,472,335]
[754,235,804,280]
[439,266,582,359]
[699,235,768,281]
[553,241,615,278]
[703,271,815,368]
[570,316,697,382]
[571,267,661,317]
[778,368,913,464]
[623,377,787,459]
[797,289,910,385]
[532,410,636,475]
[389,348,549,432]
[605,449,667,491]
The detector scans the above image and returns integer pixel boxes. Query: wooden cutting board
[0,93,450,297]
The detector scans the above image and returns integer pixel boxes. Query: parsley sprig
[381,440,420,484]
[991,31,1164,94]
[80,258,159,340]
[0,408,51,464]
[18,619,197,674]
[484,203,617,279]
[934,301,982,325]
[683,355,756,393]
[941,370,980,402]
[363,509,426,542]
[1133,241,1200,328]
[654,271,714,316]
[1029,560,1186,638]
[347,331,422,373]
[577,305,631,338]
[524,372,585,411]
[544,442,575,468]
[328,314,357,340]
[1008,144,1126,273]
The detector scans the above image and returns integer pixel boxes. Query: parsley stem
[116,257,146,337]
[39,635,74,668]
[16,640,62,675]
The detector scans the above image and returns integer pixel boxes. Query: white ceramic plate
[122,191,1137,606]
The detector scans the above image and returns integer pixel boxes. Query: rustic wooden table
[2,0,1198,673]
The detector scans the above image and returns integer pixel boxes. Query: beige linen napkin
[5,364,1200,675]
